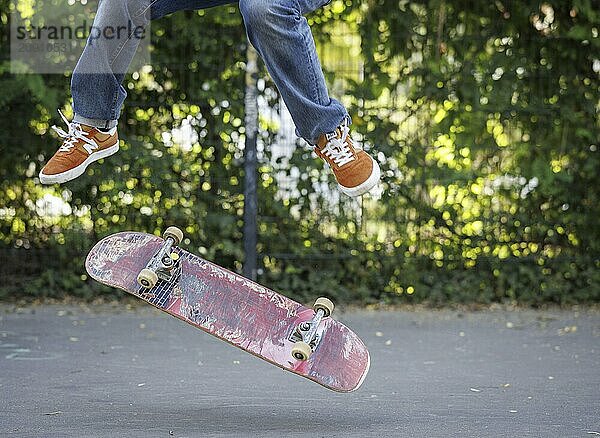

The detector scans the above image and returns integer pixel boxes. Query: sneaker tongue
[79,123,95,133]
[316,130,339,150]
[325,131,338,141]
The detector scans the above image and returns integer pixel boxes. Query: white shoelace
[52,110,99,155]
[320,121,356,167]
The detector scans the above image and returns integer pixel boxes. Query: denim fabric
[150,0,233,20]
[72,0,347,142]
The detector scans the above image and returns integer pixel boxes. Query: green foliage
[260,0,600,304]
[0,1,598,304]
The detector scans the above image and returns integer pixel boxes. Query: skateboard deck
[85,231,370,392]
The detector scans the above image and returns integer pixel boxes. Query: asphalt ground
[0,303,598,437]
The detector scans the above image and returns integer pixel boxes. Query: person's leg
[239,0,380,196]
[40,0,153,184]
[70,0,153,130]
[71,0,235,130]
[239,0,348,144]
[41,0,234,184]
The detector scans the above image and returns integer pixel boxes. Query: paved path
[0,304,598,437]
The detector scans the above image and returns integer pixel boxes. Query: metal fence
[2,3,598,303]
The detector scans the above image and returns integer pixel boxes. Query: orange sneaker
[314,120,381,197]
[39,111,119,184]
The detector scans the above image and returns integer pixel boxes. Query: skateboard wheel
[314,297,334,317]
[137,268,158,289]
[291,341,312,361]
[163,226,184,246]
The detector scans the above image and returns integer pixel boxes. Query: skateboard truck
[137,226,184,289]
[290,297,334,361]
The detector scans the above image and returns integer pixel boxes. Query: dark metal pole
[243,45,258,281]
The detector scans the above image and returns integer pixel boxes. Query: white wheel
[163,226,184,246]
[314,297,334,317]
[137,268,158,289]
[291,341,312,361]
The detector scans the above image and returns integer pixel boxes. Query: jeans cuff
[73,113,118,130]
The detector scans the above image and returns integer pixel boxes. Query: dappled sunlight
[0,1,598,304]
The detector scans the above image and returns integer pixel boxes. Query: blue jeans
[71,0,348,143]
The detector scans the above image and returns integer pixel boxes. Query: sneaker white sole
[39,142,119,185]
[338,157,381,197]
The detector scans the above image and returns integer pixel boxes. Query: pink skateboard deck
[85,231,370,392]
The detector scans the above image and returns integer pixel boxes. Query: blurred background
[0,0,598,306]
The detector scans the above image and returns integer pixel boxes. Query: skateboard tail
[85,231,162,289]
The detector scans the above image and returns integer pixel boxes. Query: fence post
[242,44,259,281]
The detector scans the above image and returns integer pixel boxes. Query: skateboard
[85,227,370,392]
